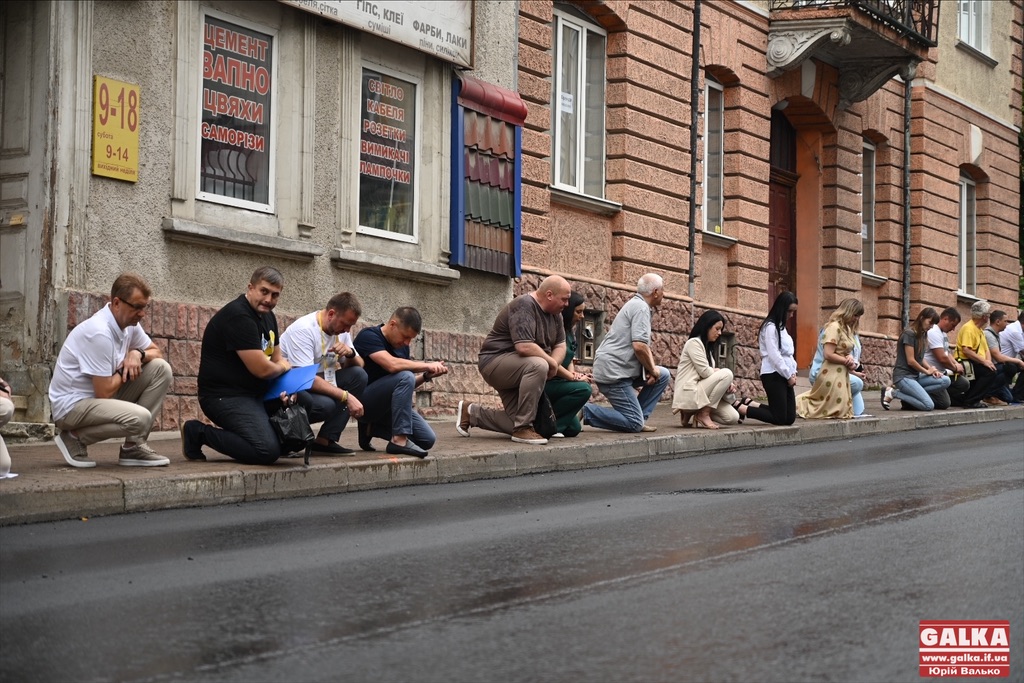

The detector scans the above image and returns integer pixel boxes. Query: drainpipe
[687,0,702,315]
[901,62,917,329]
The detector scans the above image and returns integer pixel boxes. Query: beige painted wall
[80,0,518,334]
[932,0,1019,123]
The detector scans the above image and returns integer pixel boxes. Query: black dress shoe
[385,441,429,458]
[309,441,356,455]
[358,422,375,451]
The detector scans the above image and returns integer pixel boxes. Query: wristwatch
[137,348,147,363]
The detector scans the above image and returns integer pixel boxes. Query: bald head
[532,275,572,315]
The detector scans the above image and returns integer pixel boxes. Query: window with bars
[198,11,275,212]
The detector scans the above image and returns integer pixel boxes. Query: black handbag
[269,403,315,464]
[533,392,559,439]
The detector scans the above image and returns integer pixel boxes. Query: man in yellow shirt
[955,300,997,409]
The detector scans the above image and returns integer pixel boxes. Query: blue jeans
[359,371,436,450]
[199,395,281,465]
[296,366,368,443]
[893,373,952,411]
[850,373,865,416]
[584,367,670,433]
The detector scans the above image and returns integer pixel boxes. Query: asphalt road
[1,422,1022,683]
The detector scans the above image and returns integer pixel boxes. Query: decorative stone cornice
[767,18,851,76]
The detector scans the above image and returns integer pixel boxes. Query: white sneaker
[55,431,96,468]
[119,443,170,467]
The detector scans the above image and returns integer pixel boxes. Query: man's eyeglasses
[117,298,150,312]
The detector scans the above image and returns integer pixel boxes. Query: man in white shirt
[922,307,969,409]
[279,292,367,454]
[987,310,1024,404]
[49,274,172,468]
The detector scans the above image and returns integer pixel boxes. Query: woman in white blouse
[737,292,799,425]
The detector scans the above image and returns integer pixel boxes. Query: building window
[861,141,876,273]
[704,78,724,234]
[198,11,276,212]
[552,8,606,198]
[358,65,419,242]
[957,0,990,53]
[958,176,977,295]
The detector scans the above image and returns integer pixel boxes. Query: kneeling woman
[796,298,863,419]
[543,292,593,436]
[887,307,951,411]
[672,310,739,429]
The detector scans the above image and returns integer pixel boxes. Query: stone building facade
[1,0,1021,434]
[515,0,1022,397]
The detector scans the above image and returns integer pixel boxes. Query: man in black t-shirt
[352,307,447,457]
[180,266,292,464]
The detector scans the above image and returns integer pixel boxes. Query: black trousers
[745,372,797,426]
[960,362,997,405]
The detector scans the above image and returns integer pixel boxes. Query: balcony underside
[768,7,934,108]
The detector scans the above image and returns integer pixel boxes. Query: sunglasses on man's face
[117,298,150,312]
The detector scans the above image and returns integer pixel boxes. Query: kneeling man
[279,292,367,455]
[49,273,172,467]
[181,266,292,464]
[353,307,447,457]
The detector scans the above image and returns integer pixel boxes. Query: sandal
[731,397,755,424]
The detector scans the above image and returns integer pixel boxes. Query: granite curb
[1,404,1021,526]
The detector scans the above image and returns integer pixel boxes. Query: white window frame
[196,8,278,214]
[958,176,977,296]
[703,78,725,234]
[861,141,876,273]
[551,8,606,198]
[957,0,990,54]
[356,61,422,245]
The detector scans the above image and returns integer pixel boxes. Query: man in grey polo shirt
[583,273,671,432]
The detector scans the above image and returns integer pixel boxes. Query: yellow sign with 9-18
[91,76,140,182]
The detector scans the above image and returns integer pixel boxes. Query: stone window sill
[956,290,982,304]
[861,271,887,287]
[162,218,325,262]
[331,248,461,286]
[702,230,738,249]
[955,40,998,68]
[549,187,622,216]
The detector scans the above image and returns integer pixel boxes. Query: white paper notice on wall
[560,92,574,114]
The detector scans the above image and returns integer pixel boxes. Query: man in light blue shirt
[584,273,670,433]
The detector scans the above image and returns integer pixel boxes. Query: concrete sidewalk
[2,397,1021,525]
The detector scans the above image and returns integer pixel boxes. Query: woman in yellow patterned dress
[796,299,864,419]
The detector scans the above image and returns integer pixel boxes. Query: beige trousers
[54,358,172,445]
[475,354,549,434]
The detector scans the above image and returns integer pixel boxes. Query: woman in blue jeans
[884,307,951,411]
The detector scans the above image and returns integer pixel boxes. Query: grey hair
[637,273,664,295]
[970,300,991,318]
[250,266,284,287]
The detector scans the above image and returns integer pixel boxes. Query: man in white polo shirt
[49,273,172,467]
[279,292,367,455]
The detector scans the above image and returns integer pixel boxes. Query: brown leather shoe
[511,427,548,445]
[983,397,1008,406]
